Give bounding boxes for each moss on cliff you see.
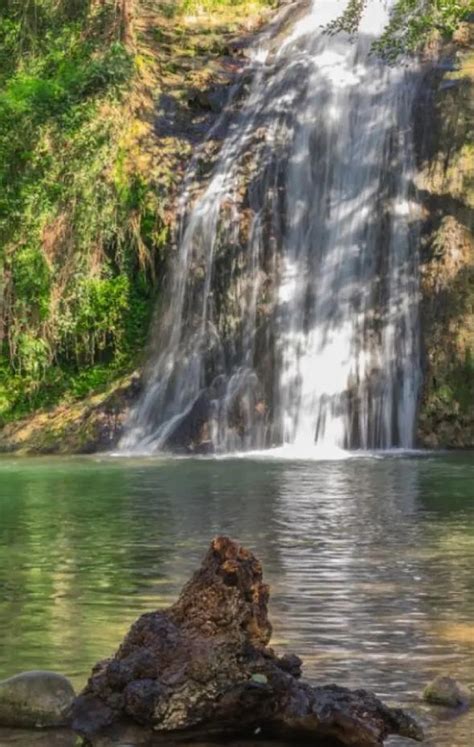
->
[417,33,474,448]
[0,373,141,454]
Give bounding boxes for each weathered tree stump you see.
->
[72,537,423,746]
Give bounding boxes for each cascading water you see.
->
[121,0,422,455]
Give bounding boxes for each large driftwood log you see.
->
[72,537,423,746]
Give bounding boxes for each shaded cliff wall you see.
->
[416,22,474,448]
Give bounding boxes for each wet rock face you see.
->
[0,671,75,728]
[162,391,212,453]
[72,537,422,746]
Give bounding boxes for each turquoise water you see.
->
[0,452,473,745]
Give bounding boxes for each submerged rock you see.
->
[72,536,423,746]
[423,675,472,708]
[0,671,75,728]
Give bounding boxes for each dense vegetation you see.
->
[0,0,150,421]
[0,0,470,427]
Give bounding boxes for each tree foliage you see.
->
[325,0,472,59]
[373,0,473,60]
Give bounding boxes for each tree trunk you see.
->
[119,0,134,48]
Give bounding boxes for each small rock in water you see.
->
[0,671,75,728]
[423,675,472,708]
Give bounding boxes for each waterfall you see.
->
[121,0,422,455]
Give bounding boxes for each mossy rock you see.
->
[423,676,473,708]
[0,671,75,728]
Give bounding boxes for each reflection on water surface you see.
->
[0,452,473,746]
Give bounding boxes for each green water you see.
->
[0,452,473,746]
